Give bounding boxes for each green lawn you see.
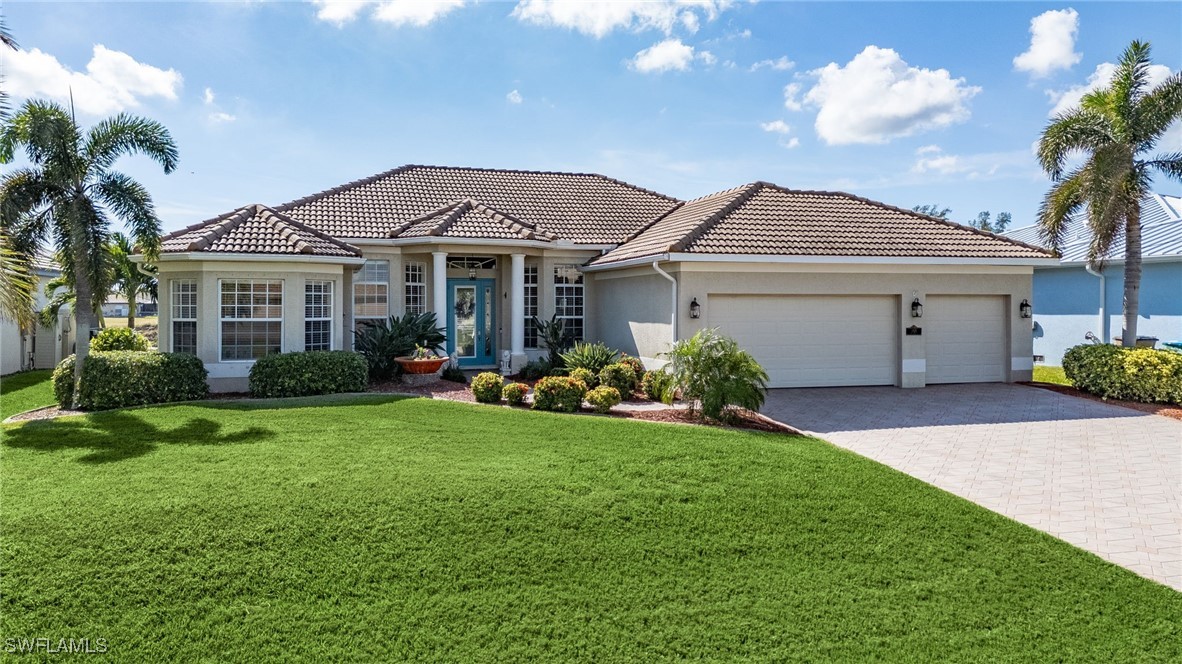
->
[1033,365,1071,386]
[2,396,1177,661]
[0,370,54,419]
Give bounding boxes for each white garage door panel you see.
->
[712,295,897,388]
[926,295,1006,384]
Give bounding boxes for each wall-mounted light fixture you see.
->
[1019,299,1032,319]
[468,267,477,279]
[689,297,701,319]
[911,297,923,318]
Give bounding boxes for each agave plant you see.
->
[560,341,619,375]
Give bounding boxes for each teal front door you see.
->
[447,279,496,367]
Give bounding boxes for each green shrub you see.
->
[640,369,674,402]
[560,342,619,375]
[569,367,597,389]
[663,328,769,423]
[599,362,638,396]
[54,351,208,410]
[90,327,150,352]
[248,351,368,398]
[471,372,505,403]
[1063,344,1182,403]
[531,314,572,368]
[586,385,621,413]
[502,382,529,406]
[531,376,587,413]
[353,312,446,380]
[618,354,645,377]
[517,358,551,380]
[441,363,467,384]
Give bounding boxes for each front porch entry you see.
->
[446,278,496,367]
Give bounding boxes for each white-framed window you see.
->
[305,280,333,351]
[404,262,425,316]
[524,265,539,348]
[220,280,283,361]
[353,260,389,330]
[171,279,197,355]
[554,265,584,343]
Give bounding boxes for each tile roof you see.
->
[161,204,361,258]
[1004,193,1182,264]
[390,198,558,241]
[592,182,1052,265]
[274,164,681,243]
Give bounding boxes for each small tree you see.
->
[661,328,769,423]
[110,232,156,328]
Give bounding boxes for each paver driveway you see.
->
[762,383,1182,590]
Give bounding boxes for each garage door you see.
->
[925,295,1006,384]
[711,295,897,388]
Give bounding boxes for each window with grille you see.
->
[305,280,332,351]
[404,262,425,315]
[353,260,389,330]
[554,265,584,343]
[171,279,197,355]
[523,265,538,348]
[220,280,283,361]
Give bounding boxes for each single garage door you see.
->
[711,295,897,388]
[925,295,1006,384]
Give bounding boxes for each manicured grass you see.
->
[2,396,1178,661]
[1033,365,1071,386]
[0,370,54,419]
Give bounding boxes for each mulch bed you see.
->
[1022,381,1182,421]
[5,405,84,423]
[369,379,476,402]
[617,407,802,434]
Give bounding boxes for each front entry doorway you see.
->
[447,278,496,367]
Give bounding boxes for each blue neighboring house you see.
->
[1005,193,1182,366]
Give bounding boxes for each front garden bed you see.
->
[1022,381,1182,421]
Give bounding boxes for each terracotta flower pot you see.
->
[395,357,449,375]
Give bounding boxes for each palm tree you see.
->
[0,10,34,326]
[110,231,156,329]
[0,99,177,403]
[1037,40,1182,346]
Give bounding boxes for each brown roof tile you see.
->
[161,204,361,258]
[389,198,557,241]
[592,182,1053,265]
[274,164,680,243]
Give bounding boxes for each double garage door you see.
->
[712,294,1006,388]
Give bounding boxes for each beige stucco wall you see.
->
[591,261,1035,386]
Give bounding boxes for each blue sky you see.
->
[4,1,1180,234]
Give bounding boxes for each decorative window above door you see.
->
[446,256,497,270]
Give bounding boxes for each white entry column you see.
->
[432,251,447,327]
[510,253,526,370]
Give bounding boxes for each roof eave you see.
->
[152,252,366,265]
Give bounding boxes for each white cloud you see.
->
[782,82,803,111]
[506,89,523,104]
[802,46,980,145]
[1047,61,1174,117]
[909,145,1038,181]
[1013,8,1081,78]
[760,120,791,134]
[208,111,236,124]
[313,0,465,27]
[750,56,794,72]
[696,50,716,66]
[630,39,695,74]
[916,144,942,155]
[4,44,182,116]
[511,0,732,38]
[203,87,215,105]
[784,137,800,149]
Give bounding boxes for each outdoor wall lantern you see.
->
[1019,299,1032,319]
[468,267,477,279]
[910,298,923,318]
[689,297,701,319]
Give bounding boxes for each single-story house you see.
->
[1005,193,1182,365]
[101,294,158,319]
[0,253,76,375]
[147,165,1055,392]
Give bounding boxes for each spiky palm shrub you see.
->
[1037,40,1182,346]
[662,328,769,424]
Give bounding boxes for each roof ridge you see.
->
[185,207,252,251]
[253,204,363,256]
[467,198,557,241]
[426,199,473,237]
[387,200,465,238]
[756,183,1054,257]
[669,182,766,253]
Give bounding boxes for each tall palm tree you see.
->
[0,10,34,327]
[1037,40,1182,346]
[0,100,177,403]
[110,231,156,329]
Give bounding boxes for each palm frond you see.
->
[1146,152,1182,182]
[1037,168,1086,251]
[93,171,162,259]
[1037,110,1112,179]
[1132,72,1182,150]
[85,113,179,175]
[0,99,79,166]
[0,229,36,327]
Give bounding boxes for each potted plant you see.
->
[395,345,450,375]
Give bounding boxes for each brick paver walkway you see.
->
[761,384,1182,590]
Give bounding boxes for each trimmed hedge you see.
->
[471,372,505,404]
[502,382,529,406]
[599,363,638,396]
[249,351,368,398]
[1062,344,1182,404]
[569,367,597,390]
[532,376,587,413]
[53,351,208,411]
[90,327,150,352]
[586,385,621,413]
